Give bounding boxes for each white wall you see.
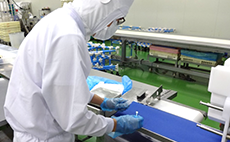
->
[30,0,61,17]
[14,0,230,39]
[14,0,61,17]
[125,0,230,39]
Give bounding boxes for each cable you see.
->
[11,0,30,10]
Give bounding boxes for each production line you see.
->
[87,42,120,72]
[1,44,230,142]
[112,30,230,79]
[114,30,230,53]
[0,0,230,141]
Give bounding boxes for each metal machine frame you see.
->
[112,30,230,79]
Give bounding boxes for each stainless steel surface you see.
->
[91,88,121,99]
[197,123,230,139]
[103,129,174,142]
[151,85,162,100]
[121,87,148,103]
[0,44,17,80]
[153,99,204,123]
[139,128,176,142]
[0,78,9,127]
[121,87,176,104]
[200,101,223,111]
[103,131,162,142]
[89,69,204,124]
[136,88,147,99]
[87,105,102,115]
[88,87,121,116]
[0,63,12,80]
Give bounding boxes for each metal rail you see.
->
[200,101,223,111]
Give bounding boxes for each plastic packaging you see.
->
[122,75,132,94]
[86,75,132,95]
[9,32,24,48]
[181,49,222,61]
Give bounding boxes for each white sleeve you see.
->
[42,34,113,136]
[89,92,95,103]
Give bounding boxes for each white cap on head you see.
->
[71,0,134,40]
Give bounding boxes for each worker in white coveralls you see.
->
[4,0,143,141]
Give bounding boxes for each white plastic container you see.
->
[9,32,24,48]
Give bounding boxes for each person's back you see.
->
[4,5,87,141]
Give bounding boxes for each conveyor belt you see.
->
[115,102,229,142]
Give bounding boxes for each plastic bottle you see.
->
[0,11,3,22]
[0,1,3,22]
[14,9,19,21]
[3,11,9,21]
[2,1,10,22]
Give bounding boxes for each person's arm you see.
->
[42,34,114,136]
[112,118,117,132]
[90,94,117,131]
[90,94,104,105]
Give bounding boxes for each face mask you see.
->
[93,21,118,40]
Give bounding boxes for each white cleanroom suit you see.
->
[4,0,134,141]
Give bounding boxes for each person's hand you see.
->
[113,115,144,134]
[100,98,131,111]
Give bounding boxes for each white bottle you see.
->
[3,11,9,21]
[2,1,10,22]
[0,12,3,22]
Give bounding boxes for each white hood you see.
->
[71,0,134,40]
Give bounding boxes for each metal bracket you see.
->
[145,85,163,105]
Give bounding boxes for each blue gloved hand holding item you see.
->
[100,97,131,111]
[113,115,144,134]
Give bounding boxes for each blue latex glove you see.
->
[113,115,144,135]
[100,98,131,112]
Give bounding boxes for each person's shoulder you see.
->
[51,11,82,36]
